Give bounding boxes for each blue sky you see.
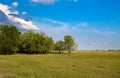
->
[0,0,120,50]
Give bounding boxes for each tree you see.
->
[19,31,36,54]
[0,25,21,54]
[44,36,54,54]
[19,31,54,54]
[64,35,77,54]
[54,40,65,54]
[36,32,54,54]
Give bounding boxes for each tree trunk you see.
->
[59,49,61,54]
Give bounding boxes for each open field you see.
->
[0,51,120,78]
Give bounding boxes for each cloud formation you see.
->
[22,12,27,15]
[0,3,39,30]
[12,2,18,8]
[31,0,58,4]
[34,18,119,50]
[36,18,117,37]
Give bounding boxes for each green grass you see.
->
[0,51,120,78]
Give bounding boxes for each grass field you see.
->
[0,51,120,78]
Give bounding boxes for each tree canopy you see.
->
[0,25,78,54]
[64,35,78,54]
[54,40,65,54]
[0,25,21,54]
[19,31,54,54]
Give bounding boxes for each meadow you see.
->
[0,51,120,78]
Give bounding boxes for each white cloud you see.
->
[31,0,58,4]
[11,11,19,15]
[0,4,11,15]
[0,3,39,30]
[12,2,18,8]
[9,15,39,30]
[22,12,27,15]
[0,3,19,16]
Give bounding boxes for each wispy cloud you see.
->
[90,28,116,36]
[44,18,69,28]
[34,18,69,40]
[0,3,39,30]
[71,23,117,36]
[34,19,119,50]
[31,0,58,4]
[35,18,117,37]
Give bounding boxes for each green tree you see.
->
[54,40,65,54]
[19,31,54,54]
[44,36,54,54]
[35,32,54,54]
[64,35,77,54]
[19,31,37,54]
[0,25,21,54]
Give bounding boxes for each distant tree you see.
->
[108,49,113,51]
[0,25,21,54]
[54,40,65,54]
[96,49,99,51]
[64,35,77,54]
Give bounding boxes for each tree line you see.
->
[0,25,77,55]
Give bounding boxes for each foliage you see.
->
[19,31,54,54]
[64,35,77,54]
[0,25,21,54]
[0,25,77,54]
[54,40,65,54]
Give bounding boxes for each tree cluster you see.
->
[0,25,77,54]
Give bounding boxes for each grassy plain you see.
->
[0,50,120,78]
